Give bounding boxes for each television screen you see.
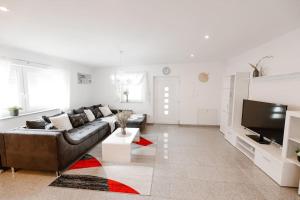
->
[241,99,287,145]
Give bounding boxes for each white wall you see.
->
[0,45,95,130]
[92,62,225,125]
[226,28,300,110]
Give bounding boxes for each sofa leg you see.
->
[11,167,15,177]
[56,171,61,177]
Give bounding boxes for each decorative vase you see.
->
[297,155,300,162]
[9,109,19,116]
[253,68,259,78]
[121,127,126,135]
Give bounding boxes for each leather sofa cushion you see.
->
[64,120,108,145]
[127,114,146,125]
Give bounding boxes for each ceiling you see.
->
[0,0,300,67]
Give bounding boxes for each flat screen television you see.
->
[241,99,287,145]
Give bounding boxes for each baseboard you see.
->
[146,123,219,128]
[179,124,220,128]
[146,123,154,126]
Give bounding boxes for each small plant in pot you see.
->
[296,149,300,162]
[8,106,22,116]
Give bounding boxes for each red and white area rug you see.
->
[49,135,156,196]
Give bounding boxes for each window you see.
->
[0,59,69,117]
[113,72,147,103]
[0,65,22,115]
[163,87,169,116]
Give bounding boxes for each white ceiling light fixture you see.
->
[190,54,195,58]
[119,50,124,68]
[204,35,210,40]
[0,6,9,12]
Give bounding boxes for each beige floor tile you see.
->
[0,125,299,200]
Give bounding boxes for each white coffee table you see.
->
[102,128,140,163]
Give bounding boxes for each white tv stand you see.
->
[220,73,300,191]
[229,128,300,187]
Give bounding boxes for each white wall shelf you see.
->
[251,72,300,81]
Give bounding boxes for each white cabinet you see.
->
[255,149,283,184]
[220,74,300,189]
[254,147,299,187]
[280,111,300,193]
[235,132,300,187]
[220,72,249,141]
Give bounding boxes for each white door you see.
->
[154,76,179,124]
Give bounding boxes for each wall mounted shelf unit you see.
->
[251,72,300,81]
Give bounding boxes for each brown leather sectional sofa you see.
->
[0,107,147,174]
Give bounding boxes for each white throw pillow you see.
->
[84,109,96,122]
[99,106,113,117]
[49,113,73,131]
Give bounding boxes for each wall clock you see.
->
[162,66,171,75]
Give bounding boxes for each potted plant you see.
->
[249,55,273,78]
[296,149,300,162]
[115,111,132,136]
[8,106,22,116]
[249,63,260,78]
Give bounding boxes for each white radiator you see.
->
[197,109,218,125]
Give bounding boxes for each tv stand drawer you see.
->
[254,149,282,184]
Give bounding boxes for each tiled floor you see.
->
[0,124,299,200]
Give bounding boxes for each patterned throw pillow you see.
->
[73,107,85,114]
[93,104,102,109]
[80,113,89,123]
[42,112,64,123]
[99,106,113,117]
[26,120,46,129]
[49,114,73,131]
[68,114,85,128]
[92,107,103,118]
[84,109,96,122]
[84,106,102,119]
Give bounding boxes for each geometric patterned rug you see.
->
[49,135,156,196]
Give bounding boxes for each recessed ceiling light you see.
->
[204,35,210,39]
[0,6,9,12]
[190,54,195,58]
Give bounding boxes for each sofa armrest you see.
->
[0,129,64,171]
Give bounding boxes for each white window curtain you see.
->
[24,67,69,111]
[0,58,70,117]
[0,59,22,116]
[113,72,148,103]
